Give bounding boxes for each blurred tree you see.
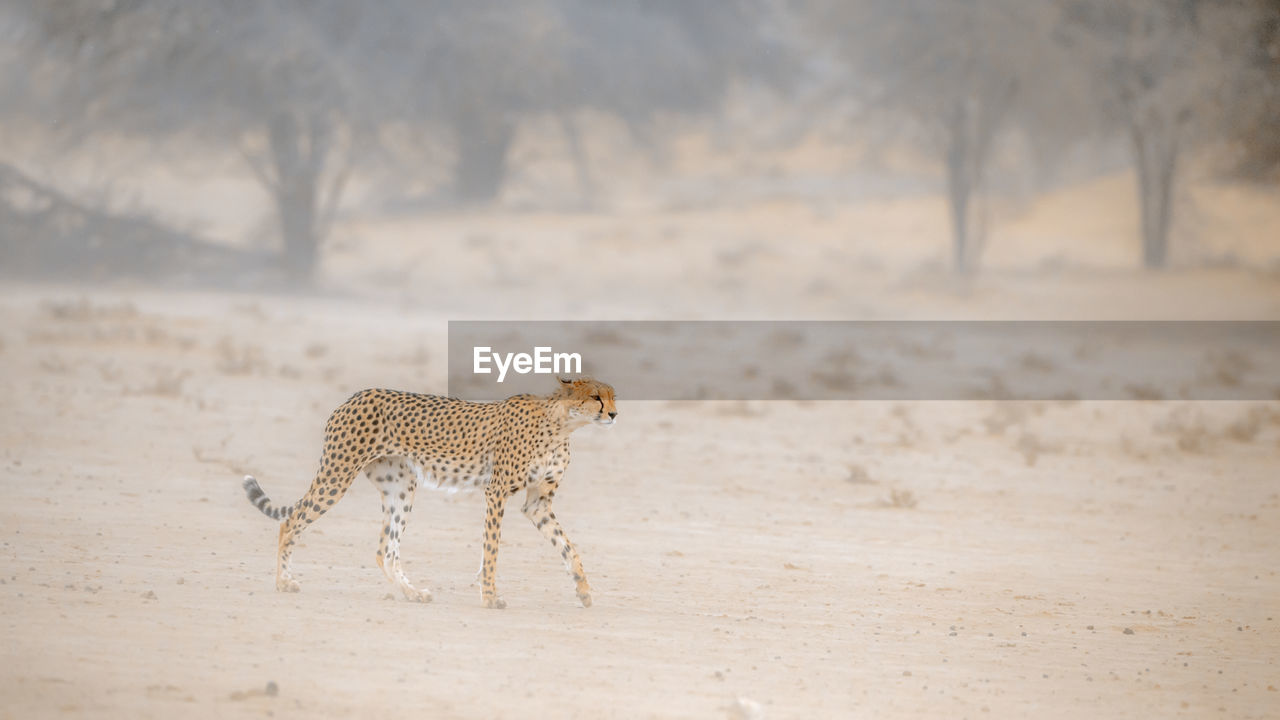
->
[10,0,793,279]
[803,0,1069,274]
[14,0,390,282]
[396,2,566,205]
[1061,0,1265,268]
[1228,0,1280,180]
[385,0,793,206]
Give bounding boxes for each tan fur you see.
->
[242,377,617,608]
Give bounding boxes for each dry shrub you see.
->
[869,366,900,387]
[133,367,189,396]
[97,362,122,382]
[215,336,267,375]
[767,328,806,349]
[233,302,267,319]
[982,403,1045,435]
[41,298,137,322]
[582,327,631,346]
[1200,350,1255,387]
[810,348,862,392]
[1153,407,1214,454]
[1018,352,1057,373]
[1223,406,1280,443]
[1125,384,1165,401]
[845,463,875,485]
[1119,434,1150,460]
[892,334,952,360]
[39,354,70,374]
[1016,432,1059,466]
[971,372,1014,400]
[714,401,764,417]
[811,369,857,392]
[770,377,798,398]
[879,488,918,509]
[889,404,923,447]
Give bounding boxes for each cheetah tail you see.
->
[242,475,296,521]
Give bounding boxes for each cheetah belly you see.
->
[412,457,491,494]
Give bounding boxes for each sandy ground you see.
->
[1,168,1279,718]
[1,277,1277,719]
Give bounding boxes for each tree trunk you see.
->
[946,104,973,274]
[1130,124,1179,269]
[559,113,596,210]
[267,111,329,283]
[452,104,513,204]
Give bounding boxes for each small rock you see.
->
[1123,628,1134,635]
[142,590,157,600]
[902,670,912,677]
[729,696,765,720]
[176,577,185,585]
[265,681,278,697]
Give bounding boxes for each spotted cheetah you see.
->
[242,376,617,608]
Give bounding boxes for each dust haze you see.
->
[1,1,1278,718]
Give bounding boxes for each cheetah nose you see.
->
[608,411,617,419]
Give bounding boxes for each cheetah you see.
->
[241,376,617,608]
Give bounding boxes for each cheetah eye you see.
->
[591,395,600,401]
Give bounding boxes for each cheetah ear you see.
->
[556,375,576,386]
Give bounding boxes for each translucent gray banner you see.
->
[447,321,1280,401]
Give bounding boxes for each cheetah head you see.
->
[556,376,617,427]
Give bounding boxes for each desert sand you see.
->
[2,174,1279,719]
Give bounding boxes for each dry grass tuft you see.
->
[1153,407,1213,454]
[845,463,875,484]
[41,298,137,322]
[1200,349,1255,387]
[1125,384,1165,401]
[38,355,71,374]
[879,488,918,509]
[1018,352,1057,373]
[133,367,189,396]
[1223,406,1280,443]
[982,403,1046,435]
[215,336,267,375]
[1015,432,1061,466]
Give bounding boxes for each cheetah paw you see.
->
[578,592,593,608]
[277,578,301,593]
[402,587,433,603]
[483,596,507,609]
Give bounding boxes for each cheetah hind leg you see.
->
[365,456,432,602]
[274,456,362,593]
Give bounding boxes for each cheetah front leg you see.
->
[480,485,509,609]
[522,486,592,608]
